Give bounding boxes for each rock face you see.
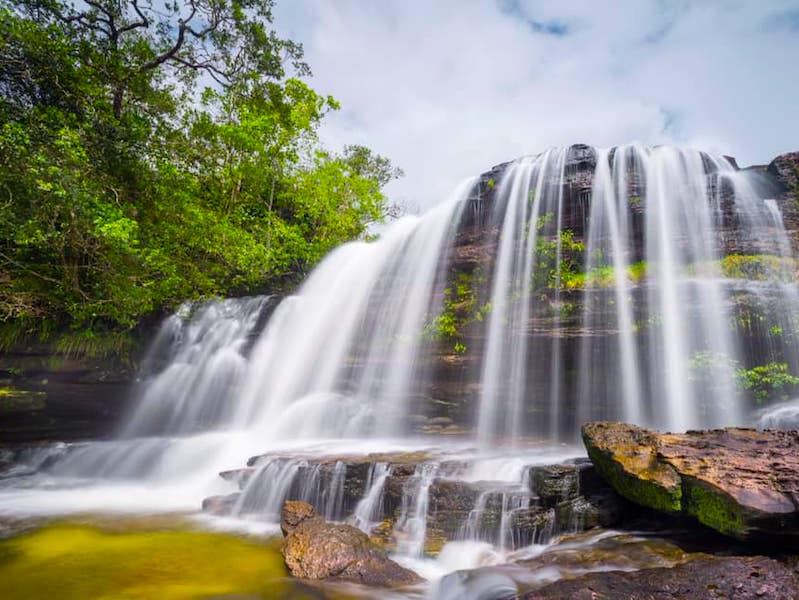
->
[0,351,132,444]
[280,500,422,587]
[523,555,799,600]
[582,422,799,540]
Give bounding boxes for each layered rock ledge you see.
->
[203,450,628,555]
[582,422,799,540]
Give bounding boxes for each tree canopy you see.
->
[0,0,402,355]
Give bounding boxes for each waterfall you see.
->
[123,296,272,437]
[1,143,796,564]
[58,144,799,447]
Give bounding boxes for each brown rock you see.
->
[280,501,422,588]
[582,422,799,540]
[522,555,799,599]
[281,499,316,536]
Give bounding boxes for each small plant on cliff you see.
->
[736,362,799,405]
[423,270,489,354]
[532,214,585,290]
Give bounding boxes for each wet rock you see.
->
[519,532,689,575]
[554,496,601,530]
[583,422,799,540]
[201,493,240,515]
[280,501,422,587]
[522,555,799,599]
[219,468,255,489]
[511,506,556,546]
[571,457,609,496]
[435,569,518,600]
[528,464,579,506]
[428,479,483,534]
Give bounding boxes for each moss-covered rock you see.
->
[582,422,682,514]
[582,422,799,541]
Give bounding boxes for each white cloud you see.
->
[274,0,799,210]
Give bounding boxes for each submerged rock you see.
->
[582,422,799,540]
[280,500,422,587]
[200,493,240,516]
[522,555,799,599]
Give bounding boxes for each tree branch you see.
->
[137,3,197,73]
[118,0,149,34]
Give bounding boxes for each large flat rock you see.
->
[582,422,799,540]
[523,555,799,599]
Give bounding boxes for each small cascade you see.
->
[460,490,491,541]
[498,492,531,551]
[232,458,348,522]
[323,461,347,520]
[352,462,391,533]
[123,296,272,437]
[396,463,439,557]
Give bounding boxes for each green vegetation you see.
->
[531,214,584,290]
[531,213,648,290]
[736,361,799,405]
[0,0,401,356]
[689,351,799,406]
[560,261,647,290]
[423,270,489,353]
[0,523,328,600]
[718,254,797,282]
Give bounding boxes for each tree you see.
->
[0,0,402,356]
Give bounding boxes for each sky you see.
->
[274,0,799,211]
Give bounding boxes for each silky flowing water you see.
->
[0,144,796,598]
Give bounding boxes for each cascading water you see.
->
[1,143,797,594]
[352,462,391,533]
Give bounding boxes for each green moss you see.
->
[0,387,47,412]
[681,477,747,539]
[0,523,329,600]
[585,443,682,514]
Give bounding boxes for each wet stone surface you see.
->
[204,450,628,556]
[522,554,799,600]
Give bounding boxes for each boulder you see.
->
[582,422,799,540]
[522,555,799,599]
[280,500,422,587]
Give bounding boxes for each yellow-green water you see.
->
[0,522,349,599]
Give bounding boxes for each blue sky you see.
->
[274,0,799,210]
